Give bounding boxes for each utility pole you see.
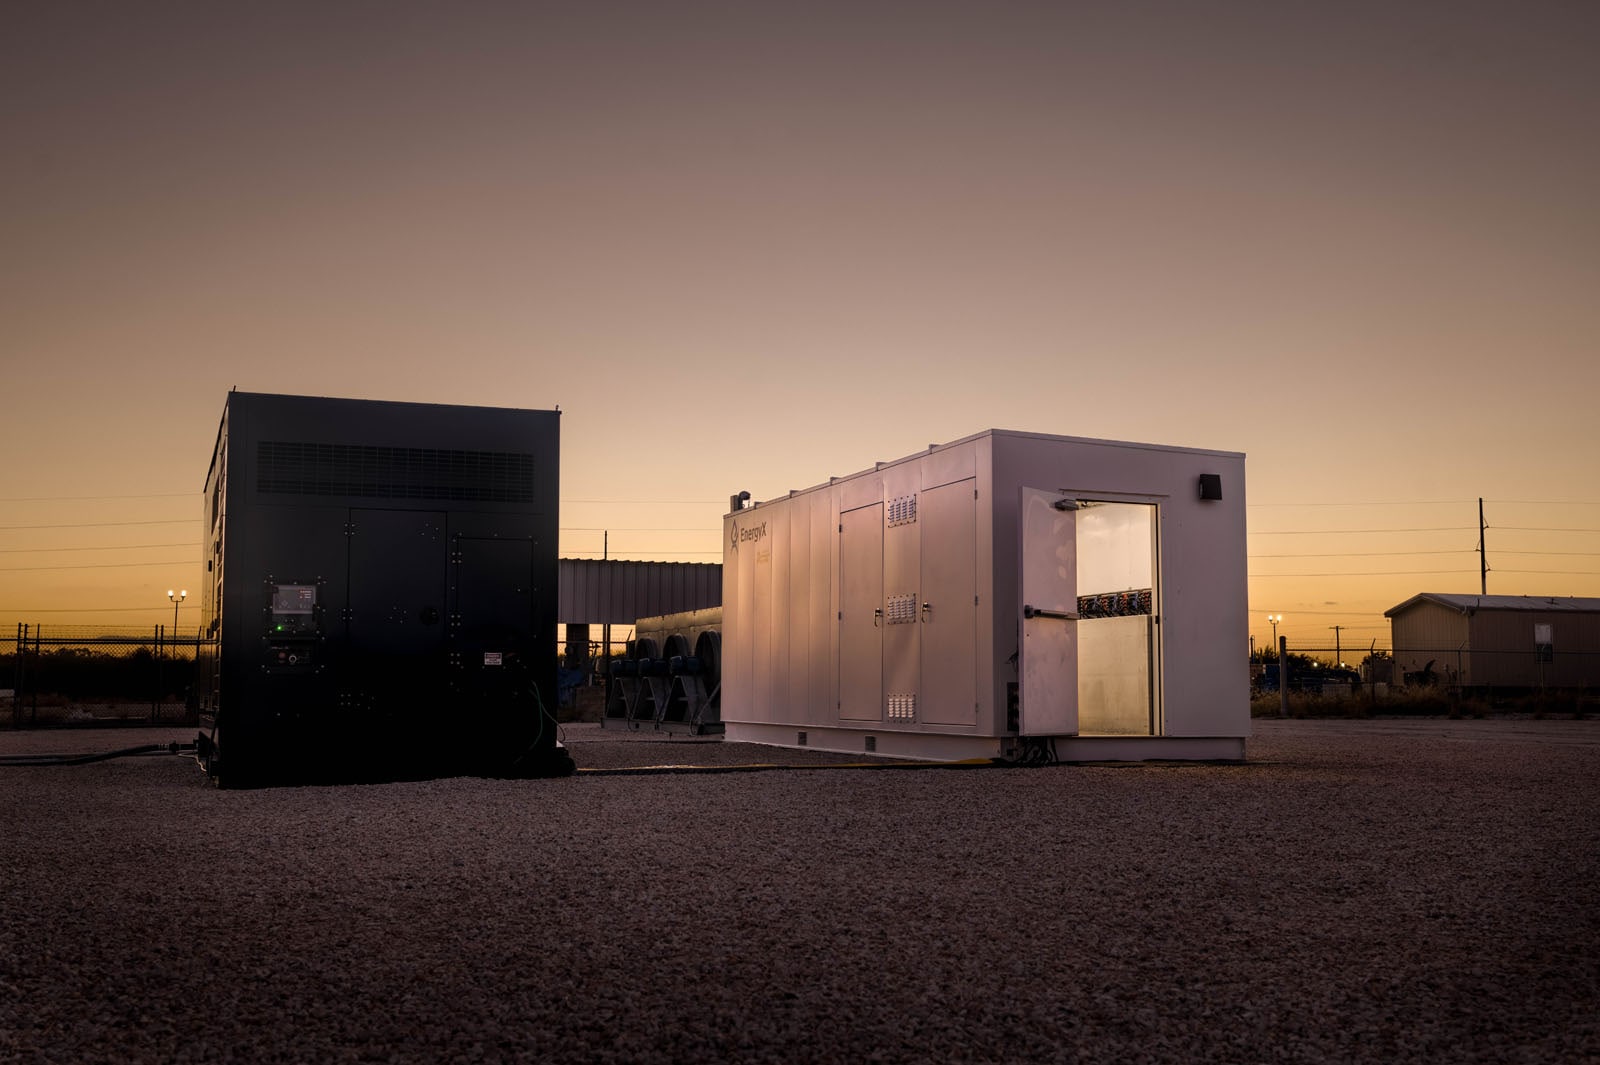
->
[601,530,610,670]
[1479,498,1488,595]
[1329,625,1343,668]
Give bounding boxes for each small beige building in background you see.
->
[1385,593,1600,689]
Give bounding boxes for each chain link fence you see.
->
[5,624,210,728]
[1252,643,1599,716]
[9,626,1593,727]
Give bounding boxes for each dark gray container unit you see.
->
[196,392,570,786]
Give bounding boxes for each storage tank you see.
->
[721,430,1249,762]
[196,391,570,785]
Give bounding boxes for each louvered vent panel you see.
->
[887,494,918,527]
[257,441,536,502]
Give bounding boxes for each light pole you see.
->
[1268,613,1288,717]
[160,589,186,722]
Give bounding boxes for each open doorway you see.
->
[1075,501,1160,736]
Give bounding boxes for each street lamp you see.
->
[168,589,187,634]
[1268,613,1282,648]
[159,589,188,723]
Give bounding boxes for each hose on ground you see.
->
[0,741,196,767]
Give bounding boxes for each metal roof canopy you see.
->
[559,559,721,625]
[1385,593,1600,617]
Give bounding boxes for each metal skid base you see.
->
[723,722,1246,763]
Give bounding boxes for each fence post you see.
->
[1278,636,1290,718]
[153,624,163,722]
[9,623,21,728]
[29,624,40,726]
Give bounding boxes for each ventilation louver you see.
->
[257,441,536,502]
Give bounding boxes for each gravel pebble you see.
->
[3,719,1597,1064]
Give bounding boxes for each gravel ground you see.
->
[2,719,1597,1064]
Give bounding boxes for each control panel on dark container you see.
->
[263,580,322,671]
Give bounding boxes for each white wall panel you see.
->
[838,503,883,722]
[786,495,811,723]
[920,479,977,727]
[810,496,834,724]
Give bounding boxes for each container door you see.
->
[346,509,449,701]
[450,534,541,762]
[838,504,883,722]
[452,536,534,678]
[1018,488,1078,736]
[920,479,977,726]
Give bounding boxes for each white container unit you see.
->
[721,430,1249,762]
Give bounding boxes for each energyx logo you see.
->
[730,519,767,553]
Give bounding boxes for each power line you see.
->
[1248,499,1600,508]
[1254,523,1600,537]
[560,527,719,533]
[0,492,196,502]
[1250,569,1475,577]
[556,546,720,556]
[1249,550,1474,559]
[0,543,195,554]
[0,493,1588,510]
[0,560,197,573]
[1248,614,1388,623]
[0,607,177,614]
[1249,526,1473,535]
[1248,500,1472,507]
[0,519,198,531]
[0,493,714,505]
[1247,607,1396,616]
[1255,568,1600,578]
[1497,550,1600,557]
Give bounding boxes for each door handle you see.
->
[873,607,883,628]
[1023,605,1079,621]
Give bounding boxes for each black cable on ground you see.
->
[0,742,196,767]
[506,678,574,777]
[572,748,1214,776]
[575,757,1009,777]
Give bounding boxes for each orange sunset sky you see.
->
[3,1,1597,655]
